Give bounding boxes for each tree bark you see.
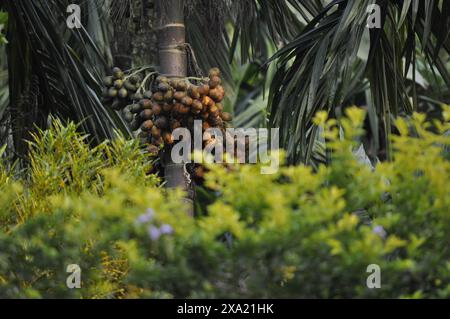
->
[157,0,194,216]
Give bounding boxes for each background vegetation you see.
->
[0,0,449,298]
[1,0,450,164]
[1,108,449,298]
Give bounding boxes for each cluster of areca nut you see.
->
[102,67,232,179]
[102,67,141,111]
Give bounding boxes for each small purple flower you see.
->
[148,225,161,241]
[160,224,174,235]
[372,225,387,239]
[137,208,155,224]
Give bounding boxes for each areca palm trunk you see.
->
[157,0,194,216]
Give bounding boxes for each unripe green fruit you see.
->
[103,76,114,87]
[108,87,118,98]
[132,92,144,101]
[123,111,134,123]
[124,81,136,91]
[130,103,142,113]
[114,79,124,89]
[144,91,153,99]
[124,104,132,112]
[118,88,128,99]
[129,75,141,84]
[113,67,124,79]
[130,119,141,131]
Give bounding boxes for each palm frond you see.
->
[184,0,317,81]
[0,44,10,154]
[185,0,231,79]
[4,0,130,162]
[229,0,316,63]
[268,0,450,164]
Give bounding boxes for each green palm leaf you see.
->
[268,0,450,163]
[4,0,130,162]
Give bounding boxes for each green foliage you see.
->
[0,110,449,298]
[0,118,159,229]
[3,0,131,161]
[0,11,7,44]
[268,0,450,163]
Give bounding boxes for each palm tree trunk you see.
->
[157,0,194,216]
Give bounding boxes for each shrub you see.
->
[0,107,449,298]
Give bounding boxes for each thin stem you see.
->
[125,66,156,79]
[186,76,209,82]
[138,72,158,92]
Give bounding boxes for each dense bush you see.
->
[0,108,449,298]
